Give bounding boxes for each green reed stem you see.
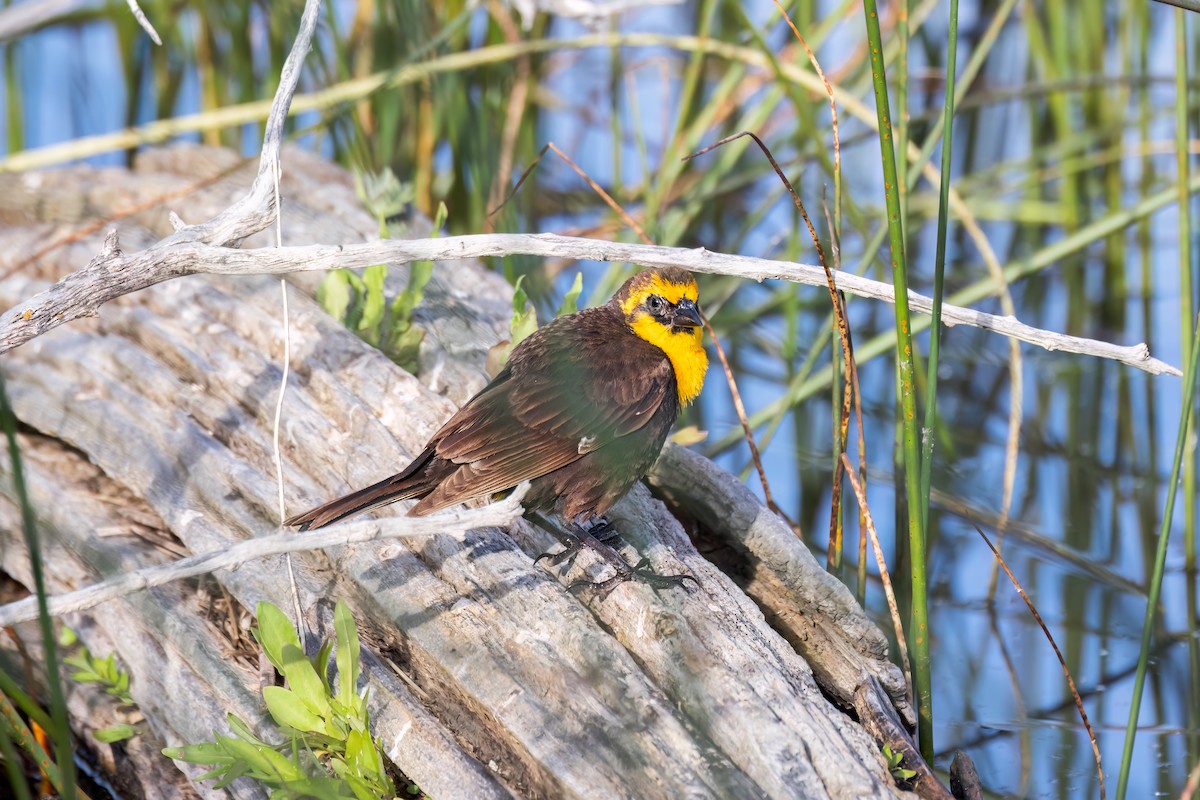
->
[1117,11,1196,798]
[1177,4,1200,774]
[1114,307,1200,798]
[860,0,932,762]
[920,0,959,535]
[0,722,32,800]
[0,690,59,798]
[0,375,76,800]
[895,0,909,239]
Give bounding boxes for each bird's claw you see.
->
[535,542,583,572]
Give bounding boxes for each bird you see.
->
[286,266,708,590]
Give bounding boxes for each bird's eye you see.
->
[647,295,664,313]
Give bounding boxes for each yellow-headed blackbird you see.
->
[286,266,707,585]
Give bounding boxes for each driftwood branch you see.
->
[0,486,528,627]
[0,232,1177,375]
[0,143,927,797]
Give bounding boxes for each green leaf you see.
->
[385,324,425,374]
[334,601,360,712]
[163,741,233,765]
[58,627,77,648]
[279,643,331,720]
[508,275,539,349]
[217,733,304,782]
[314,639,335,693]
[226,713,270,747]
[510,306,538,348]
[255,602,301,675]
[896,767,917,780]
[431,200,449,233]
[511,274,529,315]
[209,761,250,790]
[407,259,433,311]
[345,772,387,800]
[63,654,93,672]
[318,271,354,323]
[354,167,413,223]
[263,686,327,735]
[556,271,583,317]
[94,724,137,743]
[197,764,238,784]
[359,264,387,336]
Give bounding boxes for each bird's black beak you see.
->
[672,298,702,329]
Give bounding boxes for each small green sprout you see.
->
[319,170,436,374]
[881,743,918,783]
[164,601,396,800]
[59,627,138,743]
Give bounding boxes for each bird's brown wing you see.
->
[412,308,675,511]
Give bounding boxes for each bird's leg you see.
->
[579,515,619,544]
[531,513,619,569]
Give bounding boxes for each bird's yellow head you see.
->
[616,267,708,406]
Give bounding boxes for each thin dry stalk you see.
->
[839,453,911,694]
[823,196,870,592]
[975,523,1105,799]
[769,0,840,225]
[268,158,305,633]
[686,130,855,557]
[484,0,533,229]
[1183,756,1200,800]
[546,142,652,243]
[701,312,803,537]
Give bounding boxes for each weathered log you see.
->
[0,145,919,798]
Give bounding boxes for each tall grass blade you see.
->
[0,374,77,799]
[859,0,931,761]
[919,0,959,530]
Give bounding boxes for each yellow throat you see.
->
[621,274,708,406]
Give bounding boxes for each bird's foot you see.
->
[532,514,696,596]
[569,557,699,599]
[564,517,697,597]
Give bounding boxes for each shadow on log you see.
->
[0,145,951,799]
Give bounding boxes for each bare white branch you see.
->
[0,232,1179,376]
[125,0,162,46]
[0,485,529,627]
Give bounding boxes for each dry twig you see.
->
[0,487,529,627]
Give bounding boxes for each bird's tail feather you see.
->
[285,451,440,530]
